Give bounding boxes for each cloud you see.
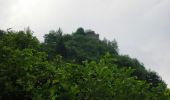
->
[0,0,16,28]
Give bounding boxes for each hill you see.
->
[0,28,169,99]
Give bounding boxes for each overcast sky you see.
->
[0,0,170,87]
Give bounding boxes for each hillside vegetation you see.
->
[0,28,170,100]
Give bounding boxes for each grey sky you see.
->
[0,0,170,87]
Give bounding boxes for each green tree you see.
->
[42,28,67,60]
[53,53,169,100]
[0,28,169,100]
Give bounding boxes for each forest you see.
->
[0,27,170,100]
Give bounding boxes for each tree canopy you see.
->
[0,28,169,100]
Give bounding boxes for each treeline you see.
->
[0,28,170,100]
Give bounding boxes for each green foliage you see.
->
[0,28,169,100]
[0,30,40,50]
[42,27,165,87]
[0,47,56,99]
[43,28,118,63]
[49,53,169,100]
[41,29,66,60]
[75,27,85,35]
[0,30,54,99]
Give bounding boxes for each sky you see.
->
[0,0,170,87]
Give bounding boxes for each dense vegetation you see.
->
[0,28,170,100]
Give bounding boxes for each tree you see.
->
[52,53,169,99]
[0,28,169,99]
[42,28,66,60]
[74,27,85,35]
[0,30,40,50]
